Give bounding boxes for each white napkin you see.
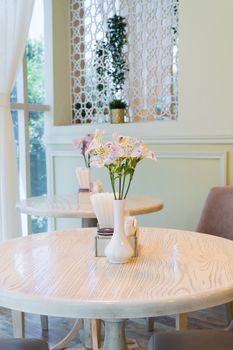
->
[90,193,114,229]
[92,179,104,193]
[125,216,137,236]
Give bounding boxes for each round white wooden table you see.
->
[16,194,164,219]
[16,194,164,349]
[1,227,233,350]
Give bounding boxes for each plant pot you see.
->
[110,109,125,124]
[104,199,134,263]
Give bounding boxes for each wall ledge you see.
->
[44,128,233,145]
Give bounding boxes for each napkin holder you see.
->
[77,181,104,205]
[77,190,91,206]
[95,228,138,257]
[90,193,115,229]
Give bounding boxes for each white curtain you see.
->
[0,0,34,240]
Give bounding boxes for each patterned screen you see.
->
[70,0,179,124]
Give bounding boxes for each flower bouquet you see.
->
[87,130,156,263]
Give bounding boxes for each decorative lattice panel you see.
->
[70,0,179,124]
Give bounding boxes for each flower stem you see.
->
[83,153,88,168]
[121,172,126,199]
[87,154,91,168]
[108,168,117,200]
[123,173,134,199]
[119,175,122,200]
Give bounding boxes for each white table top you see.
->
[1,227,233,320]
[16,194,164,218]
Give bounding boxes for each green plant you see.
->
[109,99,127,110]
[93,15,128,98]
[106,15,128,95]
[94,40,109,93]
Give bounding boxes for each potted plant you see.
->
[93,15,129,123]
[109,99,127,123]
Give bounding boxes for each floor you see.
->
[0,304,229,349]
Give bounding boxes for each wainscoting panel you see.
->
[46,146,227,231]
[132,151,226,230]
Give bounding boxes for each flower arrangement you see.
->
[87,130,156,200]
[73,134,94,168]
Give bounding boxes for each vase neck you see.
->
[113,200,125,234]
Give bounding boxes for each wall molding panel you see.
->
[47,149,227,195]
[156,151,227,186]
[45,147,228,231]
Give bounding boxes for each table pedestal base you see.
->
[103,319,127,350]
[81,218,98,228]
[51,319,83,350]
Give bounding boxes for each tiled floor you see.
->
[0,304,229,349]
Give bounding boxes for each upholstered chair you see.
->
[0,338,49,350]
[175,186,233,329]
[196,186,233,240]
[148,330,233,350]
[176,186,233,329]
[148,186,233,332]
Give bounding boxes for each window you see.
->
[70,0,179,124]
[11,0,49,234]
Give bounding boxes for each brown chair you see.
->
[148,186,233,331]
[148,330,233,350]
[0,338,49,350]
[196,186,233,240]
[176,186,233,329]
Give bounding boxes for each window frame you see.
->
[11,50,50,235]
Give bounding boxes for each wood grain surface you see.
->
[0,228,233,320]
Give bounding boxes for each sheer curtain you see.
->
[0,0,34,240]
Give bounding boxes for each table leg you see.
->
[12,310,25,337]
[103,319,127,350]
[175,313,188,330]
[51,319,83,350]
[146,317,155,331]
[40,315,48,331]
[91,319,102,350]
[84,319,93,349]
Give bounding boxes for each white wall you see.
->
[47,0,233,139]
[52,0,72,126]
[178,0,233,137]
[44,0,233,231]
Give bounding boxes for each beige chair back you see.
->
[196,186,233,240]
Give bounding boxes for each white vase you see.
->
[75,167,91,191]
[105,200,134,264]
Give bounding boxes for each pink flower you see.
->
[86,129,104,155]
[131,145,144,158]
[143,149,156,160]
[73,139,83,151]
[113,134,138,154]
[86,130,157,199]
[73,133,94,167]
